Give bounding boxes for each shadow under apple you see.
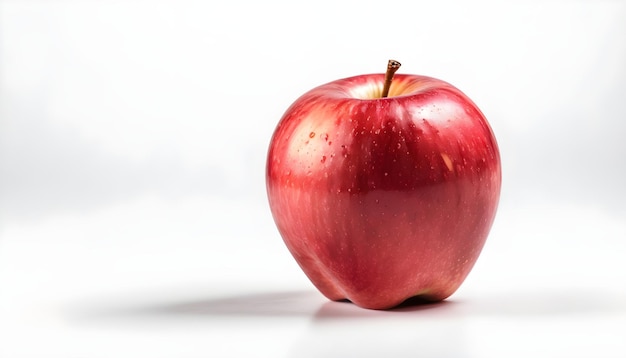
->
[67,289,325,322]
[68,286,626,324]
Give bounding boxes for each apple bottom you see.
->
[271,179,496,310]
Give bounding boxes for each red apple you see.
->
[266,61,501,310]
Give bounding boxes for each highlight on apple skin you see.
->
[266,62,501,310]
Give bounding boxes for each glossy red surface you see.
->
[266,74,501,309]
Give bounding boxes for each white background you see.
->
[1,0,625,357]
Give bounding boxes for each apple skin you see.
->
[266,73,501,310]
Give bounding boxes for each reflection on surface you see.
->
[289,299,467,358]
[287,289,626,358]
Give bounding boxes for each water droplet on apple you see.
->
[309,132,315,138]
[397,142,402,149]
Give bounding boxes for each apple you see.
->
[266,60,501,309]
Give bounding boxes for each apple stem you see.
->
[381,59,401,98]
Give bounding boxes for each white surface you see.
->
[1,1,626,357]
